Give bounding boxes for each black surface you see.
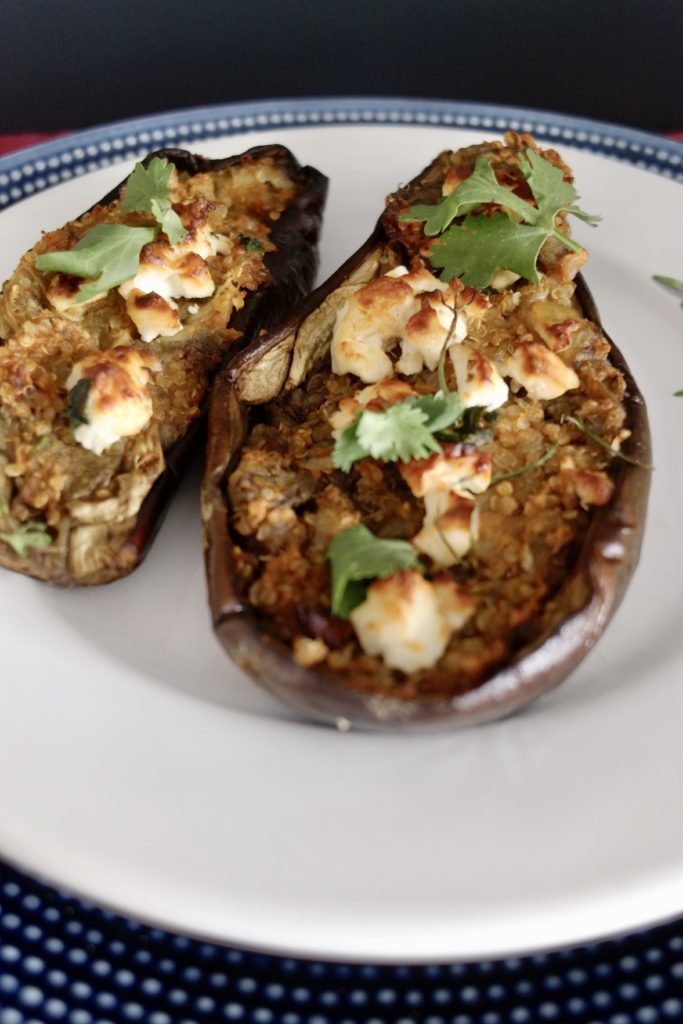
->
[2,0,681,133]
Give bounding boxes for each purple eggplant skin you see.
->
[202,234,651,732]
[0,145,327,584]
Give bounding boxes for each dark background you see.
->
[1,0,681,134]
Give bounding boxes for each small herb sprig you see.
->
[66,378,92,429]
[0,509,52,557]
[490,440,559,486]
[563,414,653,470]
[333,344,492,471]
[35,157,187,303]
[653,275,683,293]
[327,524,423,618]
[402,149,599,289]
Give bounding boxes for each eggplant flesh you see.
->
[203,135,651,730]
[0,145,327,585]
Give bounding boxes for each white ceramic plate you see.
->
[0,100,682,963]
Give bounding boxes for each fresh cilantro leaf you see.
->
[413,390,464,434]
[439,405,497,445]
[404,148,599,288]
[119,156,174,214]
[356,402,442,463]
[245,238,263,253]
[518,150,576,218]
[67,378,91,429]
[333,391,468,471]
[332,419,368,472]
[653,275,683,293]
[149,198,186,245]
[431,213,548,288]
[402,154,534,235]
[36,224,157,301]
[327,524,423,618]
[333,401,442,469]
[564,205,602,227]
[518,148,599,247]
[0,520,52,558]
[35,157,188,303]
[120,158,186,244]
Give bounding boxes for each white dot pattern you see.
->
[2,866,683,1023]
[0,100,680,210]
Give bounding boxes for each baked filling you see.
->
[224,134,632,698]
[0,151,298,582]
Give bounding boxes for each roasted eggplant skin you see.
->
[0,145,327,585]
[202,158,651,732]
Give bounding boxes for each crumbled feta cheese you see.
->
[350,569,474,672]
[330,274,417,382]
[412,494,479,566]
[398,293,458,375]
[399,445,492,567]
[122,289,181,344]
[330,266,459,383]
[66,347,157,455]
[505,340,580,400]
[490,269,521,291]
[399,445,492,500]
[450,343,508,410]
[45,274,102,320]
[46,197,230,344]
[522,299,581,352]
[117,225,223,342]
[328,378,417,432]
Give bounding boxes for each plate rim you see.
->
[0,96,681,211]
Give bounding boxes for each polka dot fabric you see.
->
[0,98,681,212]
[1,863,682,1024]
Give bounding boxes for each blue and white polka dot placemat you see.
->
[1,861,683,1024]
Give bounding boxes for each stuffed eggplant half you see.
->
[0,145,327,585]
[203,133,650,730]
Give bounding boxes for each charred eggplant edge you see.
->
[202,231,651,732]
[1,145,328,585]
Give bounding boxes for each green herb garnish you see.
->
[245,238,263,253]
[118,157,186,245]
[35,156,187,302]
[490,440,559,485]
[563,414,653,470]
[327,524,423,618]
[332,390,467,471]
[333,338,471,471]
[653,275,683,293]
[333,398,451,471]
[0,520,52,558]
[32,434,52,455]
[402,149,599,289]
[36,224,157,302]
[66,378,92,429]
